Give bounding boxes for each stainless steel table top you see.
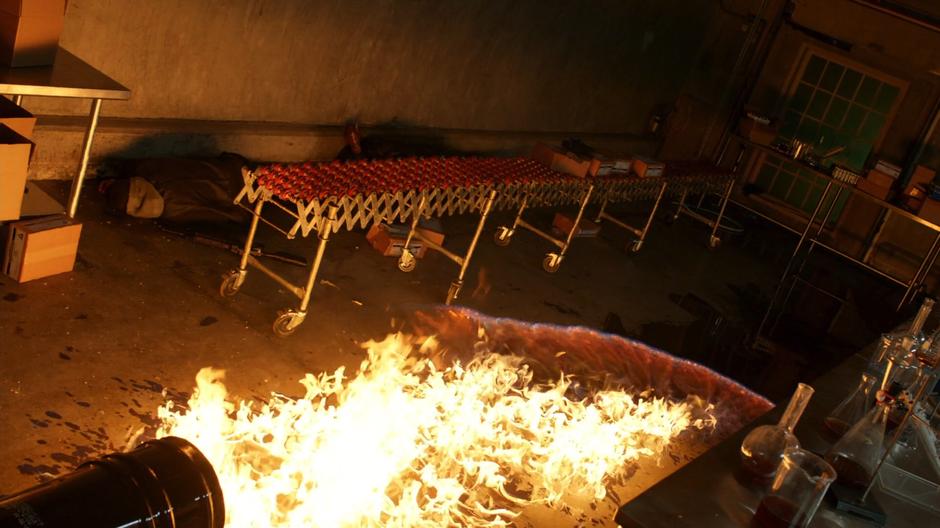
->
[616,352,940,527]
[0,48,130,100]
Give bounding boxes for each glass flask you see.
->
[741,383,815,479]
[824,373,876,439]
[825,400,891,489]
[867,297,934,379]
[752,448,836,528]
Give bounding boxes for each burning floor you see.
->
[4,309,770,527]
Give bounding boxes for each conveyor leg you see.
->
[494,194,528,246]
[544,184,594,273]
[707,180,734,249]
[630,181,668,253]
[593,197,609,224]
[273,206,338,337]
[220,197,266,297]
[447,190,497,305]
[398,193,427,272]
[671,188,688,223]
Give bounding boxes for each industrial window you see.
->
[752,51,903,219]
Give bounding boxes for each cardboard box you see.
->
[530,143,600,178]
[551,212,600,238]
[874,160,901,179]
[0,123,33,221]
[0,96,35,139]
[3,214,81,282]
[632,156,665,178]
[855,176,891,201]
[0,0,66,67]
[738,117,777,145]
[905,165,936,197]
[366,223,429,258]
[919,198,940,226]
[866,168,896,188]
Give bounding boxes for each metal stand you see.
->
[494,184,595,273]
[673,179,735,249]
[67,98,102,218]
[221,194,339,337]
[397,189,498,305]
[594,181,667,253]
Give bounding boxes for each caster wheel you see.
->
[445,280,462,305]
[398,249,417,272]
[542,253,561,274]
[493,226,513,247]
[273,310,304,337]
[220,270,243,297]
[708,235,721,250]
[629,240,644,253]
[664,214,678,226]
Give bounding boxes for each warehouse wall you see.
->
[19,0,752,179]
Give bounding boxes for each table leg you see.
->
[447,190,497,305]
[67,98,103,218]
[756,179,835,340]
[12,95,23,105]
[707,180,734,249]
[898,232,940,309]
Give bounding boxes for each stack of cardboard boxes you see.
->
[855,161,898,201]
[1,3,81,283]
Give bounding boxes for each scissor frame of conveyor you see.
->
[223,157,733,335]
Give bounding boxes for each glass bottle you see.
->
[741,383,815,479]
[868,297,934,379]
[825,398,891,489]
[823,373,876,439]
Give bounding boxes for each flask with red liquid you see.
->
[741,383,815,479]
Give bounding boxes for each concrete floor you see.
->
[0,183,862,496]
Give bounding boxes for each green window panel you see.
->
[807,91,831,119]
[824,97,849,127]
[842,104,867,134]
[789,83,814,113]
[837,69,862,99]
[856,77,880,107]
[874,84,899,113]
[819,62,845,92]
[803,55,826,85]
[755,164,777,191]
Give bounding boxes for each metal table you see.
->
[1,47,131,218]
[615,351,940,527]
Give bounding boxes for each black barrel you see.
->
[0,436,224,528]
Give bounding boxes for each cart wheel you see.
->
[493,226,513,247]
[220,270,242,297]
[542,253,562,274]
[629,239,644,253]
[708,235,721,250]
[273,310,303,337]
[398,249,417,272]
[445,280,462,305]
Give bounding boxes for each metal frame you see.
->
[397,189,498,305]
[493,184,595,273]
[593,180,668,253]
[227,162,734,334]
[2,48,131,218]
[672,179,736,249]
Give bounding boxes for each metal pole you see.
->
[898,232,940,308]
[239,198,266,273]
[12,94,23,106]
[67,98,103,218]
[298,206,337,314]
[756,179,835,339]
[559,184,594,258]
[447,190,497,305]
[708,179,735,247]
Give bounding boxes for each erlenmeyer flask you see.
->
[741,383,815,479]
[825,401,890,489]
[824,373,876,439]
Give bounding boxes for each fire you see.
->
[158,332,714,527]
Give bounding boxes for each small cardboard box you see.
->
[0,96,35,139]
[855,176,891,201]
[905,165,936,197]
[919,198,940,226]
[738,117,777,145]
[874,160,901,179]
[552,212,600,238]
[867,168,896,188]
[0,123,34,221]
[366,223,427,258]
[0,0,66,67]
[632,156,665,178]
[3,214,81,282]
[530,143,600,178]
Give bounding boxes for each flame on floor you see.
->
[158,332,715,527]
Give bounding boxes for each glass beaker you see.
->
[824,373,876,439]
[741,383,815,479]
[752,448,836,528]
[825,401,890,489]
